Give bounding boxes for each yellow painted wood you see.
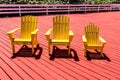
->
[82,23,106,57]
[7,15,39,54]
[45,15,74,55]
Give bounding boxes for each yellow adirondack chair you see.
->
[82,23,106,57]
[7,15,39,55]
[45,15,74,55]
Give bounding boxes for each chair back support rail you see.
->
[0,4,120,16]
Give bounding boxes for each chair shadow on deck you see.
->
[86,50,111,61]
[49,46,79,61]
[11,45,43,59]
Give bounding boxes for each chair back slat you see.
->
[85,23,99,45]
[53,15,69,40]
[21,16,37,39]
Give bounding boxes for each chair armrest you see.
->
[31,29,39,35]
[31,29,39,42]
[7,28,20,34]
[99,37,106,44]
[69,30,74,41]
[69,30,74,37]
[45,28,53,40]
[7,28,20,40]
[82,35,87,44]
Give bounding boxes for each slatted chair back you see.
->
[21,16,37,39]
[85,23,99,45]
[53,15,70,40]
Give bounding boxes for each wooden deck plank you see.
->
[0,66,11,80]
[41,46,102,80]
[0,33,45,80]
[62,59,110,80]
[0,47,44,80]
[18,58,65,80]
[27,58,77,80]
[75,60,120,80]
[0,58,22,80]
[0,40,46,80]
[42,46,117,80]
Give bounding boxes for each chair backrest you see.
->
[21,16,37,39]
[84,23,99,45]
[53,15,70,40]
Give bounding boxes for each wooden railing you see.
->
[0,4,120,16]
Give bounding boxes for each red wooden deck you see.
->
[0,12,120,80]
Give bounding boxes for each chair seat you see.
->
[86,44,103,49]
[87,44,102,46]
[13,38,31,44]
[51,39,69,43]
[51,39,69,45]
[14,38,31,42]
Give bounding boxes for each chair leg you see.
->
[32,44,34,54]
[84,48,87,57]
[12,43,15,54]
[48,42,50,55]
[100,48,104,57]
[68,46,71,55]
